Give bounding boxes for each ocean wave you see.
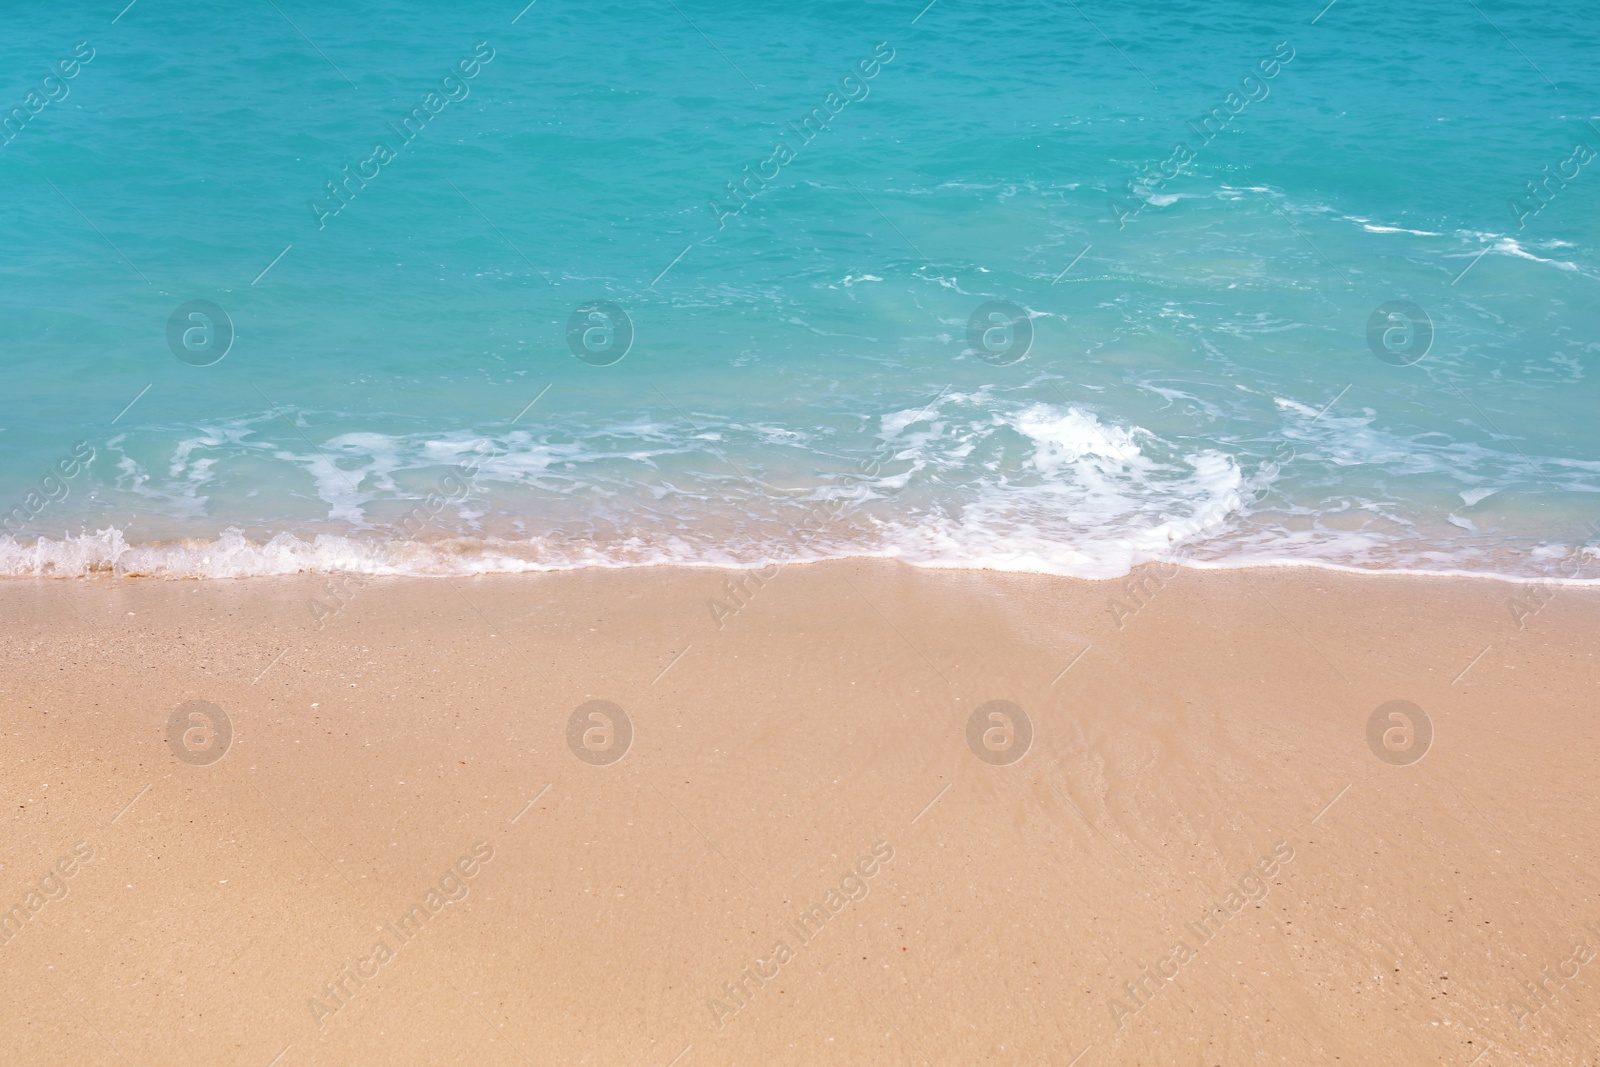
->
[4,519,1597,585]
[0,394,1253,580]
[7,388,1598,583]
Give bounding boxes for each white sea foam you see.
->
[5,513,1593,585]
[0,396,1250,581]
[1361,223,1444,236]
[6,393,1596,584]
[1492,236,1582,272]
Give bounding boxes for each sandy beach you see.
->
[9,0,1599,1062]
[2,561,1597,1065]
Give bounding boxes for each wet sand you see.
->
[2,561,1598,1065]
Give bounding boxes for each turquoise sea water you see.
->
[2,0,1598,579]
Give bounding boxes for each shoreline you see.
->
[5,560,1599,1063]
[2,528,1598,588]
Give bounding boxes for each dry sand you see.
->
[1,560,1598,1065]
